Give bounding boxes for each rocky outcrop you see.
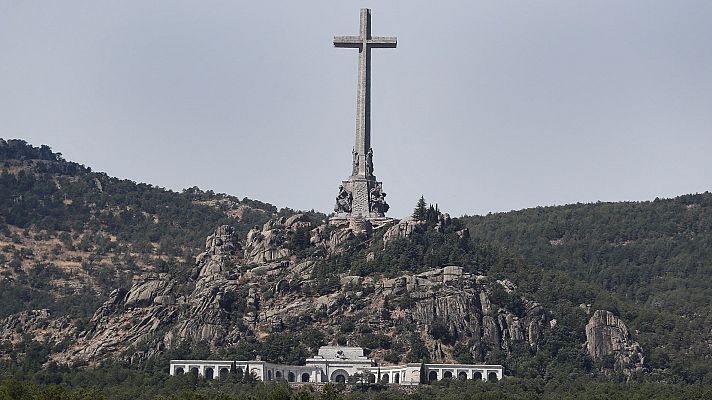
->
[585,310,646,377]
[41,218,552,367]
[242,215,313,264]
[309,224,359,255]
[54,274,179,364]
[124,276,173,307]
[382,217,424,246]
[164,223,250,350]
[383,266,547,359]
[54,225,239,365]
[197,225,241,278]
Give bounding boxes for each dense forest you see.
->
[461,195,712,384]
[2,139,712,399]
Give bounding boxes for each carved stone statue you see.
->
[352,148,359,176]
[369,186,389,215]
[335,185,353,213]
[366,149,374,178]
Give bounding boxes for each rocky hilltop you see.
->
[0,213,644,378]
[51,218,546,363]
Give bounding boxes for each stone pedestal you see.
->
[333,177,387,219]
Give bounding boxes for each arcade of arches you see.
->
[170,346,504,386]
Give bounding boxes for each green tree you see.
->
[291,391,313,400]
[319,383,342,400]
[266,383,290,400]
[413,196,427,221]
[419,359,428,384]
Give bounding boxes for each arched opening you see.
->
[443,371,453,379]
[458,371,467,380]
[175,367,185,375]
[204,368,214,380]
[487,372,498,382]
[428,371,438,382]
[189,367,199,375]
[367,374,376,384]
[288,372,296,382]
[275,371,282,380]
[382,373,389,383]
[267,370,273,381]
[219,368,229,380]
[331,369,348,384]
[301,373,310,382]
[473,371,482,381]
[394,373,400,384]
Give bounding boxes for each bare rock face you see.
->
[55,225,245,364]
[197,225,241,278]
[54,278,179,364]
[383,266,547,359]
[284,214,312,230]
[242,216,306,264]
[308,222,360,255]
[166,224,248,348]
[382,217,424,246]
[585,310,646,377]
[125,276,172,307]
[204,225,240,256]
[325,227,357,255]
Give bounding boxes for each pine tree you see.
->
[320,384,342,400]
[229,361,238,382]
[419,359,427,384]
[413,196,427,221]
[426,204,437,223]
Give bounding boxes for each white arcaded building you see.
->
[170,346,504,385]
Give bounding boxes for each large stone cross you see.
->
[334,9,396,179]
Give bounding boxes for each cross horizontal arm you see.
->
[334,36,362,48]
[334,36,397,48]
[368,36,397,48]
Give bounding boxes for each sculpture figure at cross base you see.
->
[332,179,390,221]
[330,8,396,224]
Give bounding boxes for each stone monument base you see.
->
[329,215,395,232]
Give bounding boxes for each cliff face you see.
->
[585,310,646,378]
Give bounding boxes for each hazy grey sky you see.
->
[2,1,711,217]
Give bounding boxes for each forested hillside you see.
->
[462,195,712,382]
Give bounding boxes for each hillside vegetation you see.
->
[0,139,281,320]
[462,195,712,382]
[1,139,711,399]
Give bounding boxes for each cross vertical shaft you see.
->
[357,9,370,173]
[334,9,396,179]
[333,9,396,221]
